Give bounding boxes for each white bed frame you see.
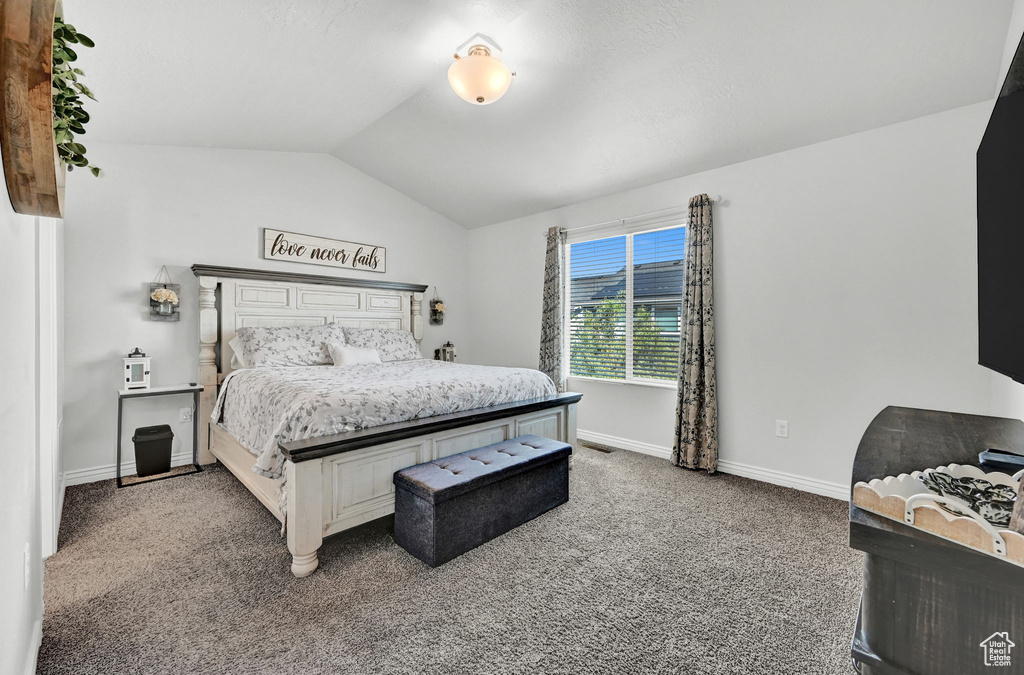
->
[191,265,578,577]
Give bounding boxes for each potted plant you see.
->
[0,0,99,217]
[52,10,100,176]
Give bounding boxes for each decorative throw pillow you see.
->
[327,343,382,367]
[234,323,346,368]
[342,327,422,362]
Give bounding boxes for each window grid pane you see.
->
[568,226,686,382]
[631,228,686,380]
[569,236,627,379]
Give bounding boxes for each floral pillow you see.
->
[234,323,347,368]
[342,327,422,362]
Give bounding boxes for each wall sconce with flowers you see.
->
[430,287,445,325]
[149,265,180,322]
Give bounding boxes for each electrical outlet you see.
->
[23,543,30,591]
[180,407,193,423]
[775,420,789,438]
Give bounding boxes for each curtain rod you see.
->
[563,195,722,234]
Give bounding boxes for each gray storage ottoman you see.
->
[393,434,571,567]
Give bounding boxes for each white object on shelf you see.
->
[123,355,152,390]
[853,463,1023,566]
[912,462,1020,486]
[904,492,1007,556]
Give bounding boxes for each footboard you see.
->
[282,393,581,576]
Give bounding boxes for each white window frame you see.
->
[566,221,686,389]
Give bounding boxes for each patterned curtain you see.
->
[539,227,568,392]
[672,194,718,472]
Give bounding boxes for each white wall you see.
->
[61,5,1024,486]
[466,102,997,492]
[63,145,469,477]
[0,186,44,673]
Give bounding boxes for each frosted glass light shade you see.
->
[447,46,512,105]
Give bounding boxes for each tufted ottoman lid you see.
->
[394,434,572,504]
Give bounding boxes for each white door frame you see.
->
[37,217,63,557]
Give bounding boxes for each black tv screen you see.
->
[979,33,1024,383]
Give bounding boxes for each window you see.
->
[568,226,686,383]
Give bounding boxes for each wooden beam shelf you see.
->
[0,0,64,218]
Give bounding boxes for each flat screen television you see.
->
[978,33,1024,383]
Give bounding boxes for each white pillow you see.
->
[328,343,382,367]
[228,336,248,368]
[341,327,422,362]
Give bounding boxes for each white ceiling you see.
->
[77,0,1014,227]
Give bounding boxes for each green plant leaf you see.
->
[53,12,98,177]
[72,82,96,100]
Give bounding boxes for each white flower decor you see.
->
[433,302,445,312]
[150,288,179,305]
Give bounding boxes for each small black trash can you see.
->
[132,424,173,477]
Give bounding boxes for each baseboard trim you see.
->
[23,619,41,675]
[64,452,195,486]
[715,459,849,501]
[57,473,65,531]
[578,430,671,460]
[44,473,67,559]
[577,429,848,501]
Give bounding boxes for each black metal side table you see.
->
[116,383,203,488]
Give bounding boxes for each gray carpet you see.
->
[39,447,861,675]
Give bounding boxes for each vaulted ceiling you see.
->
[76,0,1014,227]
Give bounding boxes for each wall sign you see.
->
[262,228,386,273]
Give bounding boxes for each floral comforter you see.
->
[213,359,556,479]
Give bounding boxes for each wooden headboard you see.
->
[190,264,427,462]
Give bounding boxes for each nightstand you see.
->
[116,383,204,488]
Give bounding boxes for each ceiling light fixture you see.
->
[447,34,514,105]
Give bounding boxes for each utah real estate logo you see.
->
[980,632,1015,667]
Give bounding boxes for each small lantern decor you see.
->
[434,341,457,363]
[149,265,180,322]
[123,347,151,390]
[430,287,445,325]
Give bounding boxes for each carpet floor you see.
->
[39,447,861,675]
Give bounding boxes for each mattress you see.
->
[212,359,556,479]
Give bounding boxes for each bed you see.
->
[191,264,580,577]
